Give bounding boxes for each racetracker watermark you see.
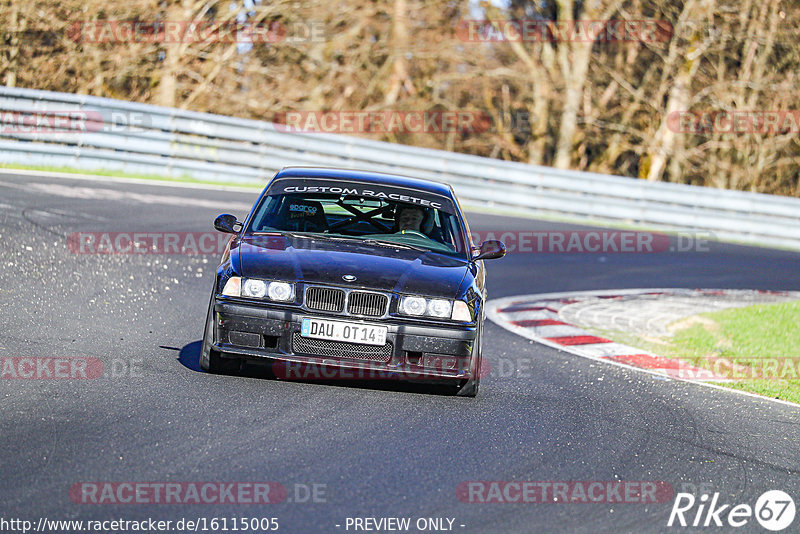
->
[669,357,800,381]
[271,359,490,382]
[69,482,289,504]
[67,232,232,255]
[667,110,800,135]
[469,230,712,253]
[0,110,151,134]
[0,357,143,379]
[0,357,103,379]
[273,111,491,134]
[67,230,712,255]
[67,20,286,44]
[457,19,672,42]
[457,481,673,503]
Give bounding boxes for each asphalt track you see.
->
[1,171,799,534]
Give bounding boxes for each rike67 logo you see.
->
[668,490,795,531]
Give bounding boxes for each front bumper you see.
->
[212,298,478,382]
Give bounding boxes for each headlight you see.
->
[398,296,471,321]
[267,281,294,302]
[399,296,427,316]
[427,299,452,318]
[242,279,267,298]
[222,277,294,302]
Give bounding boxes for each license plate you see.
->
[301,317,387,346]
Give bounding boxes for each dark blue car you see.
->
[200,167,505,396]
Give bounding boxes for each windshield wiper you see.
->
[362,238,428,252]
[250,230,314,239]
[252,232,430,252]
[307,234,430,252]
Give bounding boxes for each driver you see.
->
[395,205,425,234]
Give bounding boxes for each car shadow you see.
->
[174,340,463,396]
[175,341,204,372]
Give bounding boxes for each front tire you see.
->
[457,320,483,397]
[200,296,241,375]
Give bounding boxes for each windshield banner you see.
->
[268,178,454,213]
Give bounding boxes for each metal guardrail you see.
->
[1,85,799,249]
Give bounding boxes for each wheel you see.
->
[457,319,483,397]
[456,370,480,397]
[200,295,241,375]
[399,230,428,238]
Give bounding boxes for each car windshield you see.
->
[246,188,469,258]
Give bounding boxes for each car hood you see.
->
[234,235,469,297]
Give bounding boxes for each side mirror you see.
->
[474,240,506,261]
[214,213,241,234]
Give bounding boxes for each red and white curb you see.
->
[487,288,800,386]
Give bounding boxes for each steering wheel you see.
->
[399,230,428,238]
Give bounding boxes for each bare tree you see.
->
[1,0,798,196]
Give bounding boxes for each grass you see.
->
[667,302,800,403]
[589,302,800,404]
[0,163,264,189]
